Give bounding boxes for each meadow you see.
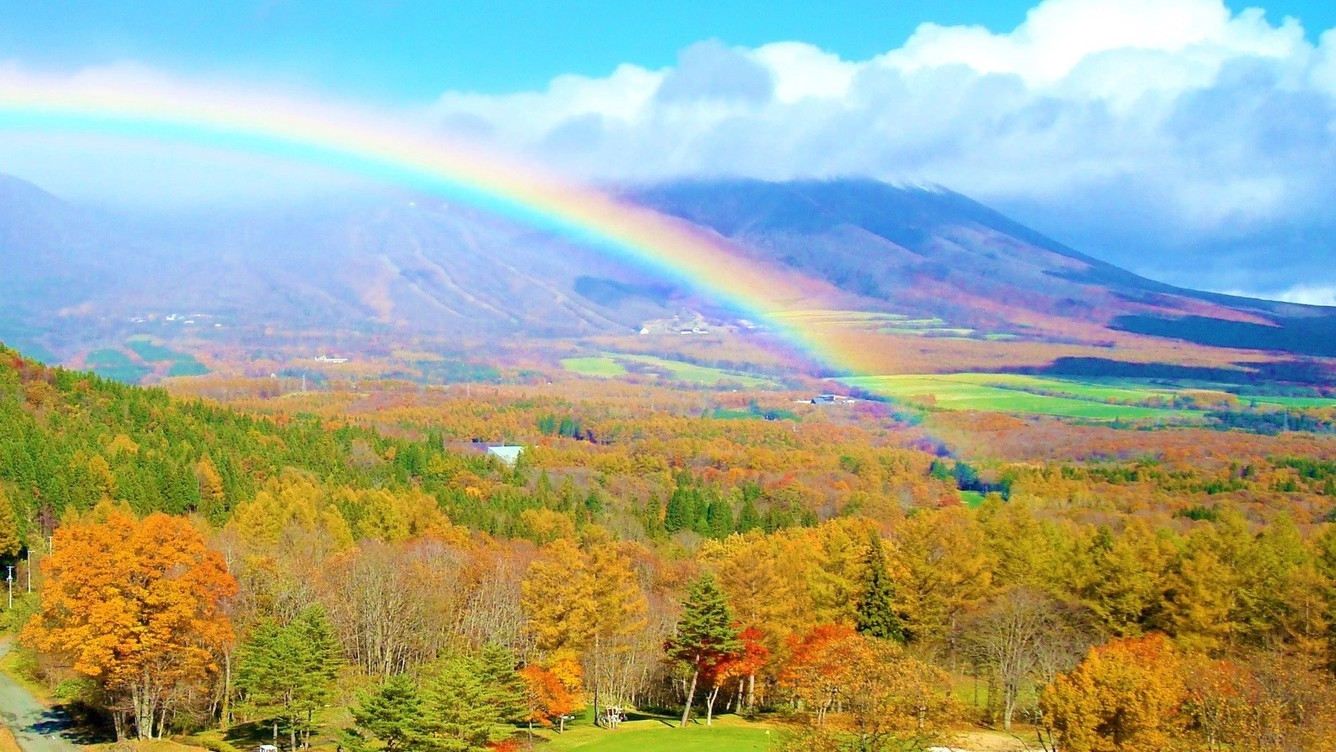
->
[843,372,1336,421]
[530,715,776,752]
[842,373,1187,420]
[561,353,778,388]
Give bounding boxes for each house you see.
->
[487,445,524,466]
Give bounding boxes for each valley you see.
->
[4,173,1336,752]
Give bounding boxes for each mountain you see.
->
[2,173,1335,367]
[626,179,1336,356]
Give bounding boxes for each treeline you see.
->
[15,493,1336,750]
[8,347,1336,750]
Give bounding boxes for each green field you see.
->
[533,715,775,752]
[843,374,1187,420]
[562,356,630,378]
[843,372,1336,420]
[563,354,777,388]
[127,337,211,377]
[87,348,152,384]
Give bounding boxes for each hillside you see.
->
[3,173,1336,374]
[627,179,1336,353]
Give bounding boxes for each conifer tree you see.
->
[735,495,762,534]
[237,606,342,749]
[856,533,905,643]
[665,573,742,727]
[345,675,429,752]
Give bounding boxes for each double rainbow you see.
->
[0,73,864,373]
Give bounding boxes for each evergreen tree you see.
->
[735,495,762,534]
[476,644,526,722]
[420,655,514,752]
[665,573,742,727]
[705,498,734,540]
[237,606,342,749]
[664,488,691,534]
[856,533,906,643]
[345,675,430,752]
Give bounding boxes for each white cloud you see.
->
[1272,283,1336,306]
[411,0,1336,293]
[2,0,1334,293]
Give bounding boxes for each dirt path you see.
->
[0,639,80,752]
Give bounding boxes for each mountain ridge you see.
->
[2,171,1335,368]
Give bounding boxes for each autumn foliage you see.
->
[22,503,238,740]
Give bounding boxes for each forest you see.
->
[4,343,1336,752]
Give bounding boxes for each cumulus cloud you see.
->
[424,0,1336,293]
[2,0,1333,295]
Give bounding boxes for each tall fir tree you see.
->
[665,573,742,727]
[856,533,906,643]
[236,606,342,750]
[344,675,430,752]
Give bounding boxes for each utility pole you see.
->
[6,566,12,610]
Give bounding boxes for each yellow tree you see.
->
[586,543,648,721]
[22,504,239,740]
[1042,633,1186,752]
[521,539,598,654]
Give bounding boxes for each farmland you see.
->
[562,353,779,387]
[843,372,1336,420]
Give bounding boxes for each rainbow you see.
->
[0,73,866,373]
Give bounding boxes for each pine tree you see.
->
[237,606,342,749]
[664,488,691,534]
[856,533,906,643]
[705,498,734,540]
[345,675,429,752]
[420,655,513,752]
[476,644,526,723]
[665,573,742,727]
[735,495,762,534]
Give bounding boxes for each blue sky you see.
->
[3,0,1336,302]
[1,1,1332,98]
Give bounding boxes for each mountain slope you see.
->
[3,173,1336,366]
[627,179,1336,353]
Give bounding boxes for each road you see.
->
[0,639,80,752]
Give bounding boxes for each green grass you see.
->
[946,373,1177,403]
[166,360,211,377]
[843,374,1187,421]
[87,348,152,384]
[562,356,629,378]
[618,355,776,387]
[563,354,777,388]
[959,491,986,508]
[533,714,776,751]
[126,337,183,362]
[127,338,211,378]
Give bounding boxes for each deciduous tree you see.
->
[22,504,238,740]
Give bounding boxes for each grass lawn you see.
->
[87,348,153,384]
[126,337,185,363]
[533,714,777,752]
[843,374,1186,421]
[563,354,777,388]
[562,356,629,378]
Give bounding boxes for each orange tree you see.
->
[22,504,238,740]
[1041,633,1186,752]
